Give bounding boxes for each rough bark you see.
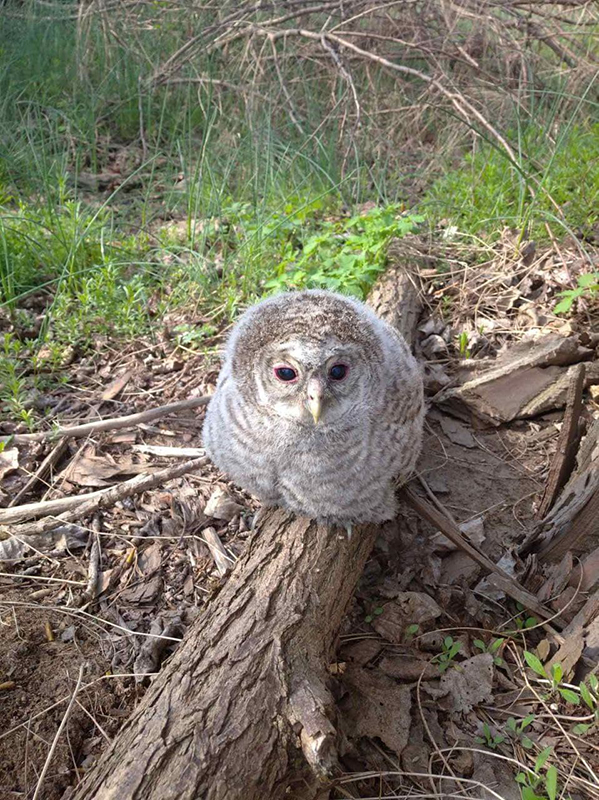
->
[73,509,380,800]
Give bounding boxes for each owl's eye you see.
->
[274,365,298,383]
[329,363,349,381]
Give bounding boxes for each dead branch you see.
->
[400,486,564,632]
[71,509,380,800]
[3,396,210,445]
[0,457,208,534]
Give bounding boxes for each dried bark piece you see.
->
[435,334,596,426]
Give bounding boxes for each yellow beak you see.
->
[308,394,322,424]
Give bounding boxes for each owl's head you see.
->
[227,290,386,426]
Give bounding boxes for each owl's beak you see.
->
[307,379,324,424]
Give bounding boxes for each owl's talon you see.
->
[345,523,353,541]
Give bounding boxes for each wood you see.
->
[400,487,564,632]
[72,509,380,800]
[535,363,585,520]
[548,588,599,676]
[2,396,210,445]
[367,238,424,349]
[0,457,208,536]
[8,437,69,507]
[435,335,596,426]
[527,419,599,562]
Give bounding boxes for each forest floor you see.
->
[1,229,598,800]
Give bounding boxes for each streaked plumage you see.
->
[202,289,424,525]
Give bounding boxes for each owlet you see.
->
[203,290,424,526]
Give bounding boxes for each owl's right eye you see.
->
[274,365,298,383]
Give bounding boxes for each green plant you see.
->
[506,714,537,750]
[264,205,423,298]
[458,331,471,359]
[432,636,462,673]
[514,747,559,800]
[473,637,505,666]
[364,605,385,624]
[554,272,599,314]
[475,721,505,750]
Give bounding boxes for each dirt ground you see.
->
[1,236,598,799]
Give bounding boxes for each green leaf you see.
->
[551,663,563,684]
[444,636,454,649]
[524,651,547,678]
[553,295,575,315]
[521,736,534,749]
[535,746,552,772]
[572,723,592,735]
[473,639,486,652]
[559,688,580,705]
[580,682,595,710]
[364,615,373,623]
[373,607,384,616]
[521,714,536,729]
[577,272,599,288]
[589,674,598,692]
[545,764,557,800]
[521,787,544,800]
[490,638,505,653]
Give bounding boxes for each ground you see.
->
[0,236,598,799]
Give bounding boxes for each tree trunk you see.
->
[73,509,380,800]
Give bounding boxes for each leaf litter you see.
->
[0,235,598,799]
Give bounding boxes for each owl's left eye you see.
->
[274,365,298,382]
[329,363,349,381]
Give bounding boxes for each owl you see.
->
[202,290,424,527]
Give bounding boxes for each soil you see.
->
[1,237,598,799]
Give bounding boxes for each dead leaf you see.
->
[372,592,443,643]
[439,416,477,448]
[341,665,412,758]
[440,653,494,714]
[0,448,19,480]
[62,455,122,487]
[101,370,132,401]
[379,654,438,681]
[204,487,243,521]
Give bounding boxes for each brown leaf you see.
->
[341,665,412,758]
[440,653,494,714]
[0,448,19,480]
[101,370,132,401]
[372,592,443,643]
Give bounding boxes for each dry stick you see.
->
[2,395,210,445]
[31,664,85,800]
[8,438,69,507]
[0,457,208,532]
[536,363,586,520]
[400,486,565,632]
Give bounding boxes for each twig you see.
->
[84,516,102,603]
[31,663,85,800]
[536,363,586,519]
[400,485,565,632]
[2,395,210,445]
[203,526,235,576]
[0,457,208,532]
[8,438,69,507]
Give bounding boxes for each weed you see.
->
[432,635,462,673]
[554,272,599,314]
[514,747,559,800]
[473,637,505,667]
[475,721,505,750]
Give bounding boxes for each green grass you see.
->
[1,3,598,422]
[423,122,599,241]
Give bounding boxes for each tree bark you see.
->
[73,509,380,800]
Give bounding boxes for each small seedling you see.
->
[554,272,599,315]
[473,637,505,666]
[475,721,505,750]
[507,714,536,749]
[433,636,462,673]
[364,606,384,624]
[514,746,558,800]
[523,652,581,706]
[458,331,471,358]
[404,623,420,643]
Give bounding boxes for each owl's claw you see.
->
[345,523,353,541]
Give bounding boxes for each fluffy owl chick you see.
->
[202,290,424,526]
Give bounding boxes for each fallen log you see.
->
[72,509,380,800]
